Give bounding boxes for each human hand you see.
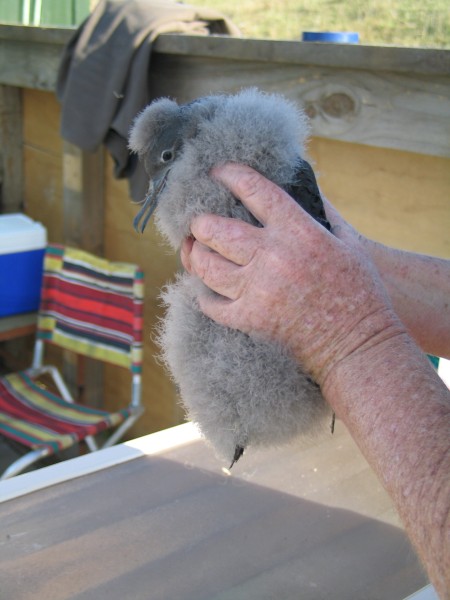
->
[181,163,405,386]
[322,197,378,261]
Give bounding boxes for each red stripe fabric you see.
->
[42,274,135,309]
[36,245,144,369]
[41,293,134,334]
[0,373,131,451]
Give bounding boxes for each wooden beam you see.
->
[0,85,23,213]
[0,313,37,342]
[0,27,71,91]
[0,25,448,157]
[1,26,448,77]
[147,52,450,159]
[154,34,450,76]
[62,141,104,253]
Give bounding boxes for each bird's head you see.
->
[129,98,185,233]
[129,96,222,233]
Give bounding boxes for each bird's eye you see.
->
[161,150,173,162]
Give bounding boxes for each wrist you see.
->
[317,306,408,393]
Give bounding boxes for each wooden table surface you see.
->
[0,312,37,342]
[0,422,428,600]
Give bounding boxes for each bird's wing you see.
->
[285,160,331,231]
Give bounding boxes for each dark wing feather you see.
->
[285,159,331,231]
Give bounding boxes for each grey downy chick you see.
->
[129,88,332,467]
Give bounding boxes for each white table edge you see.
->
[0,422,201,503]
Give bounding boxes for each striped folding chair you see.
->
[0,244,145,479]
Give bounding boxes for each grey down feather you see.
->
[129,88,332,466]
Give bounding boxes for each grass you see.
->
[193,0,450,48]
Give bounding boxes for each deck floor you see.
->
[0,422,428,599]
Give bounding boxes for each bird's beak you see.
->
[133,170,170,233]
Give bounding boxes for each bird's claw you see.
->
[229,445,245,469]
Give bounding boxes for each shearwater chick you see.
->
[129,88,332,466]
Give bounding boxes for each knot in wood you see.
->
[320,93,355,118]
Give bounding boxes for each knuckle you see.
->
[193,247,212,280]
[192,214,217,242]
[238,170,265,201]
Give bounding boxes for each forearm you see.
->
[324,199,450,359]
[322,328,450,599]
[364,241,450,359]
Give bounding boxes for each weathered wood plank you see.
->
[62,141,104,253]
[0,24,72,45]
[23,88,62,154]
[147,52,450,158]
[0,26,448,156]
[23,145,63,241]
[154,33,450,76]
[23,90,64,242]
[0,26,71,94]
[308,138,450,258]
[0,312,37,342]
[1,25,448,76]
[0,85,23,212]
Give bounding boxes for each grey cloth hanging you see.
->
[56,0,239,201]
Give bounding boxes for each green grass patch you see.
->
[195,0,450,48]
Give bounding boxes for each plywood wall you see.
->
[23,88,64,243]
[102,154,182,434]
[308,138,450,258]
[22,89,450,440]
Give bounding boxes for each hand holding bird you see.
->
[183,163,393,388]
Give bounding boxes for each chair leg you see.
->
[84,435,99,452]
[44,366,75,403]
[0,447,51,480]
[27,364,75,403]
[101,409,144,449]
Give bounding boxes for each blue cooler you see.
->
[0,214,47,317]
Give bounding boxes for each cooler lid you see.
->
[0,213,47,255]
